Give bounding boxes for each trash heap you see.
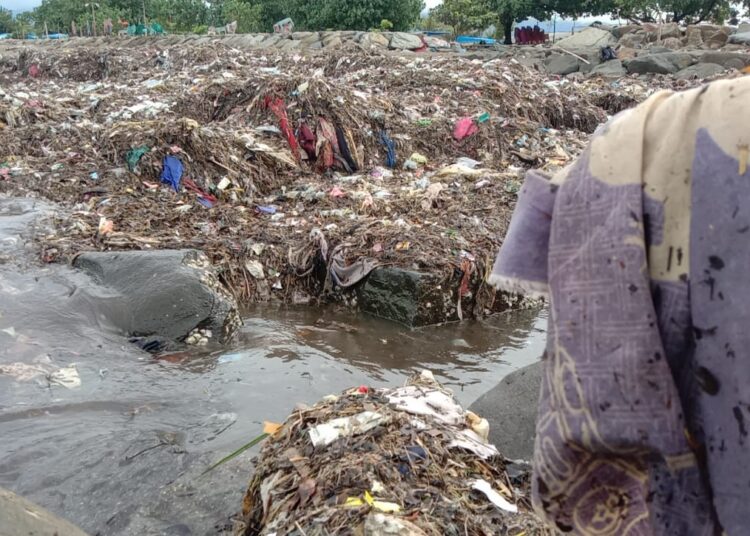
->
[236,371,549,535]
[0,40,716,316]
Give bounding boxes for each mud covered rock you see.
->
[469,362,542,461]
[73,249,241,345]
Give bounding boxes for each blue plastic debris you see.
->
[256,205,278,215]
[378,131,396,168]
[160,155,183,192]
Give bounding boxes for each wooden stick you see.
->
[552,46,591,65]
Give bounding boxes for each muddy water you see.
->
[0,197,546,535]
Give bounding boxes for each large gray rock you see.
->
[543,53,581,75]
[695,51,750,69]
[389,32,423,50]
[675,62,725,80]
[686,26,704,47]
[612,24,639,38]
[556,26,616,48]
[0,486,88,536]
[655,22,682,39]
[705,30,729,49]
[73,250,241,345]
[360,32,390,48]
[590,59,627,78]
[619,32,646,48]
[625,52,694,74]
[739,22,750,34]
[728,31,750,45]
[469,362,542,461]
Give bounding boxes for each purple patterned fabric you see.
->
[490,80,750,535]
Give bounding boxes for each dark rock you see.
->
[589,59,626,78]
[543,53,581,75]
[624,52,694,74]
[0,486,88,536]
[73,249,241,345]
[469,362,542,461]
[357,268,444,327]
[675,63,725,80]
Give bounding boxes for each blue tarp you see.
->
[0,33,11,40]
[456,35,496,45]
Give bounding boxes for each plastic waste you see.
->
[453,117,479,140]
[308,411,388,447]
[160,155,183,191]
[470,479,518,513]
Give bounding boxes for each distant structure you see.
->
[274,18,294,34]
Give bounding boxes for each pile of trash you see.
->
[0,40,711,312]
[235,371,548,535]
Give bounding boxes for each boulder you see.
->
[728,31,750,45]
[73,250,241,345]
[739,22,750,34]
[659,37,682,49]
[300,32,321,46]
[674,63,725,80]
[698,24,722,40]
[469,362,542,461]
[619,32,646,48]
[590,59,627,78]
[705,30,729,49]
[612,24,639,38]
[617,46,638,60]
[696,51,750,69]
[543,53,581,75]
[686,26,704,47]
[656,22,682,39]
[389,32,423,50]
[555,26,616,48]
[322,35,343,49]
[357,268,448,327]
[360,32,390,48]
[291,31,316,41]
[624,52,694,74]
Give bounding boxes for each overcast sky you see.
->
[4,0,444,13]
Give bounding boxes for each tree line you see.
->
[0,0,746,41]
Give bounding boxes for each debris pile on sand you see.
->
[0,40,715,317]
[235,371,548,535]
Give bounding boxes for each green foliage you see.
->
[431,0,497,35]
[219,0,265,33]
[284,0,425,32]
[380,18,393,30]
[612,0,736,23]
[0,7,15,33]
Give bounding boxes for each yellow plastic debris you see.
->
[263,421,283,435]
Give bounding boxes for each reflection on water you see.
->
[0,197,547,535]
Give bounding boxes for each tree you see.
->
[612,0,736,23]
[0,7,14,33]
[283,0,425,32]
[431,0,497,36]
[218,0,264,32]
